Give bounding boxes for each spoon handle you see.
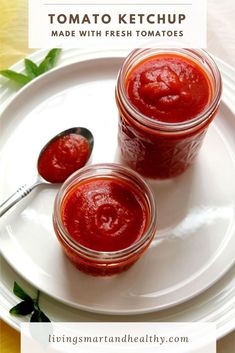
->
[0,182,41,217]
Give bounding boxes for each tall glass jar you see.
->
[116,49,222,179]
[53,163,157,276]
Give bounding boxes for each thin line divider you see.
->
[43,3,193,6]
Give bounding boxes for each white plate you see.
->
[0,50,235,317]
[1,256,235,339]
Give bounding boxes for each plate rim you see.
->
[1,55,235,314]
[1,254,235,339]
[1,48,235,336]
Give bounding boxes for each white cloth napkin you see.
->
[208,0,235,67]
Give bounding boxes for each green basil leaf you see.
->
[38,48,61,75]
[0,70,31,85]
[24,59,39,79]
[13,282,33,301]
[10,300,34,316]
[30,310,51,322]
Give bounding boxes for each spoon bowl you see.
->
[0,127,94,217]
[39,127,94,160]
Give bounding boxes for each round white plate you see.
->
[1,256,235,339]
[0,50,235,317]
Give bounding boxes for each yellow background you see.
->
[0,1,30,351]
[0,0,34,69]
[0,321,20,352]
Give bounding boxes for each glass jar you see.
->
[53,163,157,276]
[116,49,222,179]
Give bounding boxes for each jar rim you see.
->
[117,48,222,133]
[53,163,157,260]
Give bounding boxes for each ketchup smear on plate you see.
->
[38,133,91,183]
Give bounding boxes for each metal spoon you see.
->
[0,127,94,217]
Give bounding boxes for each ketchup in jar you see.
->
[116,49,222,179]
[53,164,157,276]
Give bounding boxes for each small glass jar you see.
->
[53,163,157,276]
[116,49,222,179]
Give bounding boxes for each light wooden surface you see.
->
[0,0,234,352]
[0,320,20,353]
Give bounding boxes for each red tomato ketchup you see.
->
[53,164,157,276]
[38,133,91,183]
[116,49,222,179]
[62,178,148,252]
[126,55,212,123]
